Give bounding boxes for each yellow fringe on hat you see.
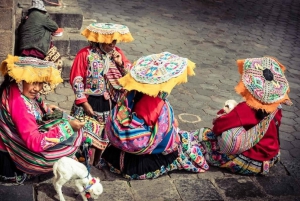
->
[119,60,196,97]
[0,54,63,85]
[235,58,292,113]
[81,29,134,44]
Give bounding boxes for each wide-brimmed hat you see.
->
[118,52,196,97]
[29,0,47,12]
[81,22,134,44]
[0,55,63,85]
[235,56,292,113]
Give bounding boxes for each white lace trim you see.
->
[86,23,130,35]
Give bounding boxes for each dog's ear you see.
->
[96,177,100,182]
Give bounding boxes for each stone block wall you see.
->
[0,0,26,82]
[0,0,15,63]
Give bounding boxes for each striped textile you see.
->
[217,109,278,155]
[0,88,82,175]
[104,59,124,103]
[105,91,179,155]
[200,128,279,175]
[101,128,209,180]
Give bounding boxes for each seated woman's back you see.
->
[212,102,282,161]
[133,93,165,127]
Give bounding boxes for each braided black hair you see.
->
[0,75,15,97]
[255,109,269,120]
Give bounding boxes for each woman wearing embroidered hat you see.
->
[69,22,134,165]
[17,0,63,94]
[198,56,292,175]
[0,55,85,183]
[100,52,209,179]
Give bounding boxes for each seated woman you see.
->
[101,52,209,179]
[0,55,85,183]
[199,56,292,175]
[18,0,58,59]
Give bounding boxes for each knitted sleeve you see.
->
[9,84,74,153]
[69,47,89,105]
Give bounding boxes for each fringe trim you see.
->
[235,80,291,113]
[0,55,63,85]
[118,60,196,97]
[81,29,134,44]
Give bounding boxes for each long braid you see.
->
[255,109,269,121]
[0,75,14,97]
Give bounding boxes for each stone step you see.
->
[46,0,83,30]
[18,0,83,30]
[61,56,74,80]
[0,183,35,201]
[52,28,88,57]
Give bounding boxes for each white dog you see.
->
[53,157,103,201]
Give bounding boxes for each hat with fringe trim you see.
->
[0,55,63,85]
[235,56,292,113]
[81,22,134,44]
[118,52,196,97]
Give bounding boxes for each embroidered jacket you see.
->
[70,46,132,105]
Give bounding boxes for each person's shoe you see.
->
[15,173,28,184]
[95,158,107,170]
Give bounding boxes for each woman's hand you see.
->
[69,119,85,132]
[81,102,94,116]
[174,118,179,127]
[112,50,123,66]
[47,104,60,113]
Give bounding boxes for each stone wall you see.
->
[0,0,15,63]
[0,0,29,82]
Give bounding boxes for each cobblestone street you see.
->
[38,0,300,200]
[1,0,300,200]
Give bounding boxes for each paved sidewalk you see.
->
[1,0,300,200]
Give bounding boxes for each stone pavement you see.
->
[2,0,300,200]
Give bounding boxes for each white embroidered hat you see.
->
[29,0,47,12]
[81,23,134,44]
[118,52,196,97]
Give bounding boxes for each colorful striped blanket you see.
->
[105,91,179,155]
[0,86,82,175]
[218,109,278,155]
